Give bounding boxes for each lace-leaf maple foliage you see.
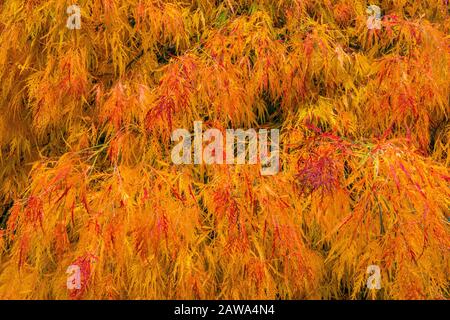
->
[0,0,448,299]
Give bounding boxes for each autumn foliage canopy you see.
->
[0,0,449,299]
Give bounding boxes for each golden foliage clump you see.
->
[0,0,448,299]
